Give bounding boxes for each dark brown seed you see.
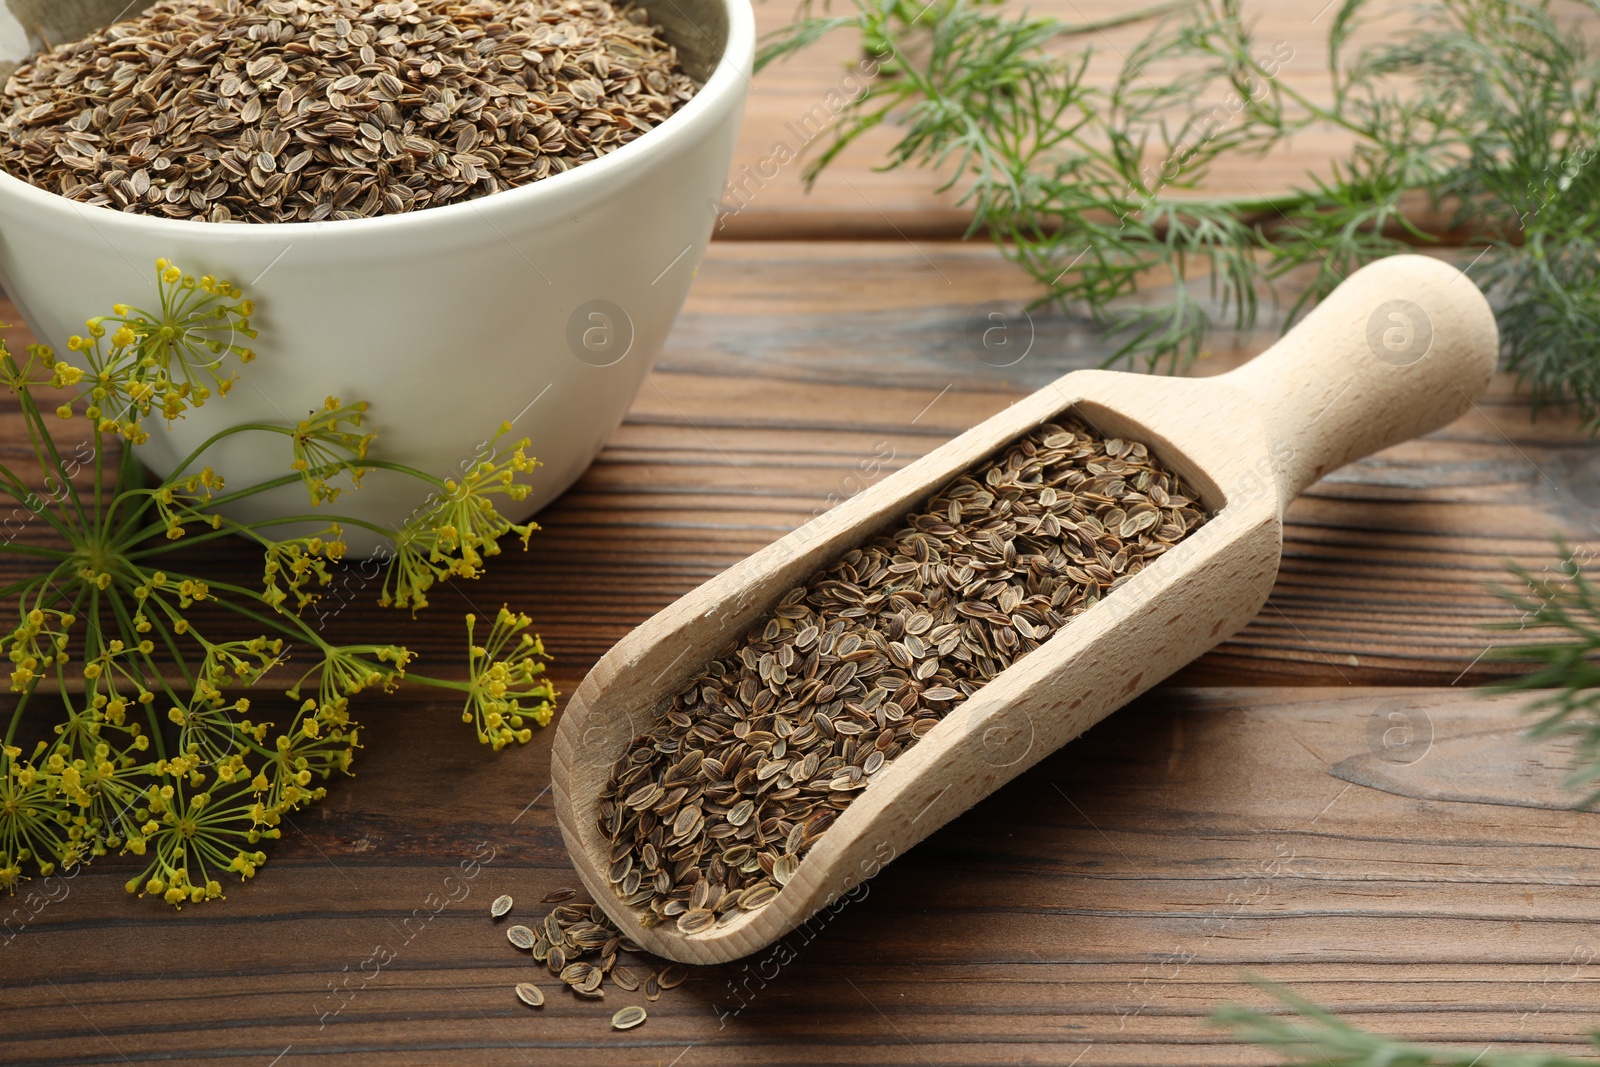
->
[542,888,578,904]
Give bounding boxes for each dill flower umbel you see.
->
[58,261,255,439]
[382,423,540,612]
[457,607,557,750]
[288,398,374,505]
[0,261,554,906]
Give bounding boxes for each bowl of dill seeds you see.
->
[0,0,754,552]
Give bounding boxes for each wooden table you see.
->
[8,3,1600,1065]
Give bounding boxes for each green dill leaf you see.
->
[1490,541,1600,804]
[769,0,1600,414]
[1216,976,1600,1066]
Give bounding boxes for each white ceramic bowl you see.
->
[0,0,752,555]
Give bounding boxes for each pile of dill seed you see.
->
[598,419,1209,933]
[0,0,697,222]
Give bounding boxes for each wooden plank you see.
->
[725,1,1465,239]
[0,241,1589,688]
[3,687,1598,1065]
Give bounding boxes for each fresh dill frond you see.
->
[0,263,554,906]
[760,0,1600,417]
[1215,978,1600,1066]
[1491,541,1600,803]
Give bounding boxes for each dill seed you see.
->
[490,894,513,919]
[612,1005,647,1030]
[542,887,578,903]
[496,887,685,1019]
[0,0,698,223]
[675,908,715,934]
[598,418,1208,930]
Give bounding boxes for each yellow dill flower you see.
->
[250,701,360,822]
[0,261,554,904]
[0,342,56,393]
[53,260,256,432]
[2,609,75,693]
[164,635,283,762]
[0,749,74,883]
[380,424,541,611]
[261,525,346,613]
[459,607,556,751]
[287,399,374,505]
[289,644,411,714]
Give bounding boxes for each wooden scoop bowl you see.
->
[551,254,1498,965]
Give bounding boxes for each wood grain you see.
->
[6,688,1599,1065]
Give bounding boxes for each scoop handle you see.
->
[1220,254,1499,512]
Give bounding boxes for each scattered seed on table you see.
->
[612,1005,647,1030]
[498,892,688,1010]
[491,895,513,919]
[515,982,545,1008]
[543,888,578,904]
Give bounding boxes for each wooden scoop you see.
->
[551,254,1498,965]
